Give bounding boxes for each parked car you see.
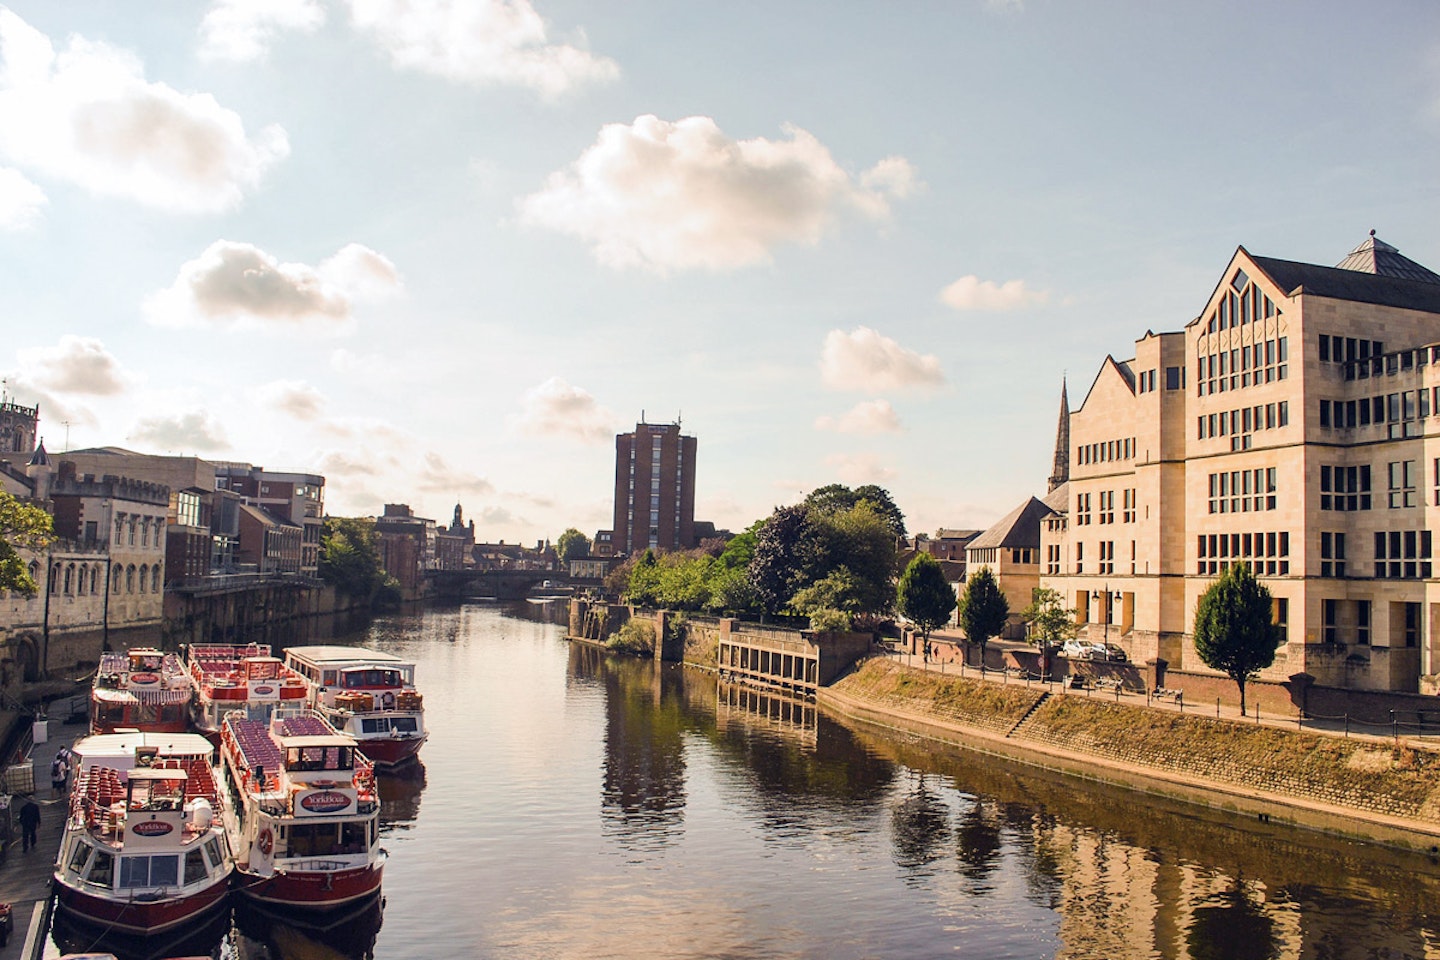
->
[1097,642,1128,662]
[1060,639,1090,660]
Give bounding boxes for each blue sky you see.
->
[1,1,1437,545]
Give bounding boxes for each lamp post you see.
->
[1090,584,1110,644]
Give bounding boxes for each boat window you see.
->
[68,843,92,873]
[184,848,208,884]
[204,836,224,868]
[360,718,389,734]
[340,822,368,854]
[323,671,338,686]
[391,717,419,733]
[88,850,113,887]
[97,703,125,727]
[119,854,179,889]
[287,822,340,857]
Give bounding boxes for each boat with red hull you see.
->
[218,711,384,912]
[91,649,194,735]
[282,646,427,769]
[185,643,309,736]
[53,732,232,935]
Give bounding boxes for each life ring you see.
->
[257,828,273,856]
[381,692,395,710]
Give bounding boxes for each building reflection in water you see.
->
[50,901,231,960]
[715,680,818,748]
[378,760,428,830]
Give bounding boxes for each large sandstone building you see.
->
[1041,234,1440,694]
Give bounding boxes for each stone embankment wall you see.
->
[825,658,1440,848]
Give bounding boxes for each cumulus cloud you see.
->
[416,452,495,496]
[199,0,326,62]
[0,9,288,212]
[146,240,400,330]
[512,376,617,444]
[255,379,325,419]
[344,0,616,97]
[518,115,916,272]
[819,327,944,393]
[0,165,44,229]
[939,275,1049,312]
[129,410,229,452]
[18,335,131,396]
[0,377,98,430]
[814,399,902,435]
[826,453,897,485]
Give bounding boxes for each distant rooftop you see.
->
[1335,232,1440,285]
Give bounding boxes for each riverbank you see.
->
[820,657,1440,854]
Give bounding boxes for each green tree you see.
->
[1021,587,1078,648]
[957,566,1009,668]
[1193,563,1282,716]
[790,567,865,630]
[623,549,661,607]
[748,505,817,615]
[318,516,389,600]
[555,528,590,561]
[803,483,907,538]
[0,490,53,595]
[896,554,956,646]
[655,553,713,610]
[815,501,898,618]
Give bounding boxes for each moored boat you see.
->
[53,732,231,935]
[219,711,384,911]
[185,644,310,737]
[91,649,194,735]
[281,646,427,769]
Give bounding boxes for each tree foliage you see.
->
[0,490,53,595]
[896,553,956,642]
[957,566,1009,659]
[803,483,907,538]
[1021,587,1078,648]
[748,505,817,615]
[318,516,392,600]
[748,497,898,618]
[555,528,590,561]
[1193,563,1281,716]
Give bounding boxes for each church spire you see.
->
[1047,379,1070,493]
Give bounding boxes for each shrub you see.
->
[607,620,655,656]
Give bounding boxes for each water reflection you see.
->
[50,903,231,960]
[232,894,384,960]
[715,681,818,749]
[377,761,427,829]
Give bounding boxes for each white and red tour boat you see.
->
[53,732,232,935]
[219,711,384,911]
[281,646,427,769]
[185,644,310,736]
[91,649,194,735]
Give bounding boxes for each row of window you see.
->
[1322,599,1422,647]
[1196,531,1291,576]
[1318,389,1436,437]
[1076,437,1135,466]
[1196,401,1290,443]
[1073,540,1136,576]
[1207,468,1278,514]
[1135,367,1186,393]
[1319,465,1372,511]
[1318,334,1385,366]
[1074,489,1139,526]
[46,562,162,597]
[113,513,165,549]
[1195,337,1289,396]
[1202,270,1281,335]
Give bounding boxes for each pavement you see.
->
[0,710,85,960]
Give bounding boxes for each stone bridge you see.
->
[431,569,555,601]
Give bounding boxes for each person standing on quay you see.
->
[17,796,40,852]
[50,754,68,800]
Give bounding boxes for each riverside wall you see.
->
[821,657,1440,854]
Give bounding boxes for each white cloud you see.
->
[255,379,326,419]
[129,410,229,452]
[416,452,495,495]
[825,452,896,486]
[344,0,617,98]
[18,335,131,395]
[512,376,616,444]
[517,115,916,272]
[0,9,288,212]
[0,376,98,430]
[0,165,45,229]
[199,0,326,62]
[819,327,945,393]
[146,240,400,330]
[814,399,903,434]
[939,275,1049,312]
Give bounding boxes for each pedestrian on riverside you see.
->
[50,754,68,799]
[17,795,40,852]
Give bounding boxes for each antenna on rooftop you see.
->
[61,420,72,452]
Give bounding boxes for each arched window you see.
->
[141,520,149,547]
[90,567,99,594]
[138,564,149,593]
[28,561,39,583]
[63,564,73,594]
[128,518,136,546]
[76,564,86,595]
[115,514,125,543]
[113,566,122,592]
[126,566,135,593]
[151,566,161,593]
[49,564,59,593]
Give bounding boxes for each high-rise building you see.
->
[612,421,696,556]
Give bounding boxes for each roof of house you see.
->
[966,496,1054,551]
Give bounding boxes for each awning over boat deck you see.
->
[94,688,193,705]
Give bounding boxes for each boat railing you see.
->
[281,858,357,872]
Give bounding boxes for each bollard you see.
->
[1114,685,1120,702]
[1216,698,1221,719]
[1344,715,1350,738]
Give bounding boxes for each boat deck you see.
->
[228,716,333,774]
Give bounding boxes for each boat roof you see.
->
[126,768,187,782]
[276,734,356,749]
[74,732,215,760]
[284,645,408,666]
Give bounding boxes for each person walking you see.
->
[50,754,68,799]
[17,795,40,853]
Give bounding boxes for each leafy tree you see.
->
[957,566,1009,667]
[1021,587,1078,648]
[815,501,898,616]
[791,567,865,619]
[896,554,956,645]
[852,484,907,538]
[803,483,907,538]
[555,528,590,561]
[1193,563,1281,716]
[704,564,759,616]
[318,517,390,600]
[623,549,661,607]
[0,490,53,595]
[748,505,817,615]
[655,553,713,610]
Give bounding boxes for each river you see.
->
[47,603,1440,959]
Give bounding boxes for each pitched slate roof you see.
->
[966,496,1054,551]
[1335,233,1440,284]
[1250,234,1440,316]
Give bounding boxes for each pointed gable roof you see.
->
[1335,232,1440,284]
[28,439,48,467]
[966,496,1054,551]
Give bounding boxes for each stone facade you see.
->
[1042,236,1440,693]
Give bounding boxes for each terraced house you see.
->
[1041,234,1440,695]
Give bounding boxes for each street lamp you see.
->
[1090,585,1110,644]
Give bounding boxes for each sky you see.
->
[1,1,1438,547]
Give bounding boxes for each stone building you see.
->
[214,463,325,576]
[1040,234,1440,694]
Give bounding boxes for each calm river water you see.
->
[49,603,1440,959]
